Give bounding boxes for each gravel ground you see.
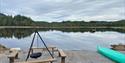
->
[0,50,125,63]
[65,50,116,63]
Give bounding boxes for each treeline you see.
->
[0,13,34,26]
[44,20,125,27]
[0,13,125,27]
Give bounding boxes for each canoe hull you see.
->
[97,46,125,63]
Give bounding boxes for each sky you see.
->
[0,0,125,22]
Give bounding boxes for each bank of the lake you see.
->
[0,26,125,29]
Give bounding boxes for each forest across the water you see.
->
[0,13,125,28]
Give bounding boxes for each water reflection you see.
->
[0,28,125,51]
[0,28,125,39]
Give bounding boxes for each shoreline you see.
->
[0,26,124,29]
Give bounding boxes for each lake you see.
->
[0,28,125,51]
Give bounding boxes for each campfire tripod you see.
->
[25,31,54,61]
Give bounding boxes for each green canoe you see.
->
[97,46,125,63]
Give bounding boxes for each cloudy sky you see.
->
[0,0,125,22]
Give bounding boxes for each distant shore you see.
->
[0,26,124,29]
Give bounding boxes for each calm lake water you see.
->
[0,28,125,51]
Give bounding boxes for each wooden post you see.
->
[61,57,65,63]
[52,48,54,55]
[15,53,18,59]
[8,51,19,63]
[58,49,66,63]
[58,52,61,57]
[9,57,14,63]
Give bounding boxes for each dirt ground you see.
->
[0,44,8,53]
[64,50,116,63]
[22,50,117,63]
[0,48,125,63]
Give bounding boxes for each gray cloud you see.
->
[1,0,125,22]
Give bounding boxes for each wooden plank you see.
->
[58,49,66,63]
[15,58,56,63]
[32,47,57,55]
[8,51,19,63]
[32,47,57,50]
[58,49,66,57]
[8,51,18,58]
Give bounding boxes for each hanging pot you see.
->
[30,52,42,59]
